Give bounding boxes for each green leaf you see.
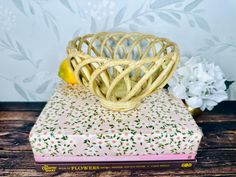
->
[62,136,68,140]
[109,124,114,128]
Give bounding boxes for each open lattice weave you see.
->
[67,32,180,111]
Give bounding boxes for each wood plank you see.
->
[1,111,236,123]
[0,169,94,177]
[0,121,34,133]
[1,170,236,177]
[0,112,40,121]
[200,131,236,149]
[0,102,46,112]
[0,131,31,151]
[0,101,236,114]
[196,114,236,123]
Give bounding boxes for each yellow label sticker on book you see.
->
[181,163,193,168]
[42,165,57,172]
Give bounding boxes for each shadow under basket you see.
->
[67,32,180,111]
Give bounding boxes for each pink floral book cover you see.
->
[29,83,203,162]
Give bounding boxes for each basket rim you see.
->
[67,32,179,61]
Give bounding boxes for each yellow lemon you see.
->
[58,58,77,84]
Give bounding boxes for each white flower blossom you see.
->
[168,56,228,111]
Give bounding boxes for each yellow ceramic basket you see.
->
[67,32,179,111]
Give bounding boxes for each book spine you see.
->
[35,160,196,172]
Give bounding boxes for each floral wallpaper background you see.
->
[0,0,235,101]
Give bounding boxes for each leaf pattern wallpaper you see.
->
[0,0,235,101]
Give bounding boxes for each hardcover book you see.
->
[29,83,203,162]
[36,160,196,172]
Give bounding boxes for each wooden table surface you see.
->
[0,101,235,177]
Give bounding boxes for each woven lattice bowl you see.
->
[67,32,179,111]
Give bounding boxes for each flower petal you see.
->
[169,85,187,99]
[186,97,203,108]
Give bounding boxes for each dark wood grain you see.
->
[0,101,236,176]
[0,102,46,112]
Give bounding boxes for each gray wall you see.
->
[0,0,235,101]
